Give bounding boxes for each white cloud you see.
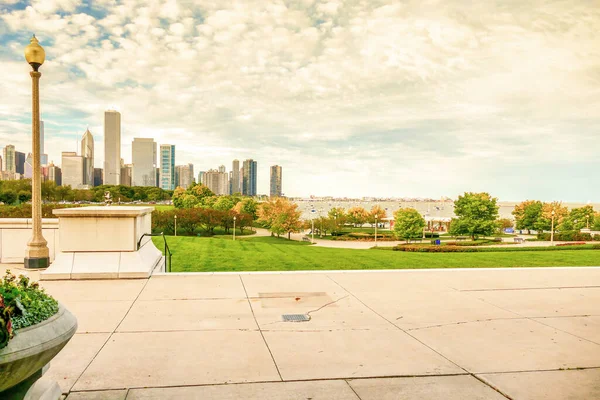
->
[0,0,599,200]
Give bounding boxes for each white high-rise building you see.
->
[24,153,33,179]
[61,151,84,188]
[132,138,157,187]
[104,110,121,185]
[160,144,175,190]
[81,128,94,187]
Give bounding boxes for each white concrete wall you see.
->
[0,218,59,263]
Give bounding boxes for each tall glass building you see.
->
[160,144,175,190]
[242,159,257,196]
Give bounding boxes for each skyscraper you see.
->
[203,168,229,195]
[242,159,257,196]
[104,110,121,185]
[48,162,62,186]
[15,151,25,175]
[231,159,240,194]
[81,128,94,187]
[174,164,193,189]
[24,153,33,179]
[61,152,84,188]
[160,144,175,190]
[132,138,157,187]
[270,165,282,197]
[3,145,15,173]
[93,168,103,187]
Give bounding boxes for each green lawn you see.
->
[151,236,600,272]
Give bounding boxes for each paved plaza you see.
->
[2,265,600,399]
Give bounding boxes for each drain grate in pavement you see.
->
[282,314,310,322]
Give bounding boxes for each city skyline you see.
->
[0,2,599,200]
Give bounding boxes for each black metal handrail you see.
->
[138,232,172,272]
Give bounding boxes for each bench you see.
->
[493,237,503,243]
[302,236,312,243]
[514,237,524,243]
[408,238,423,243]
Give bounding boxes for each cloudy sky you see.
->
[0,0,598,200]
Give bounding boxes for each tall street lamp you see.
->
[174,214,177,237]
[586,214,590,229]
[24,35,49,269]
[374,215,378,247]
[311,210,315,244]
[233,215,236,241]
[550,210,555,244]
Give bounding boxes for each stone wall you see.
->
[0,219,59,264]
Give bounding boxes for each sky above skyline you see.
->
[0,0,598,201]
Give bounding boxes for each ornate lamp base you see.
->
[24,257,50,269]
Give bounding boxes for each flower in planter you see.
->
[0,294,14,348]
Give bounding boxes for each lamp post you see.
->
[174,214,177,237]
[233,216,236,241]
[550,210,555,244]
[311,210,315,244]
[334,213,337,235]
[375,215,378,247]
[24,35,49,269]
[586,214,590,229]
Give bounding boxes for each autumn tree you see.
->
[346,206,368,228]
[367,205,387,227]
[512,200,542,234]
[535,201,568,232]
[393,208,425,242]
[449,192,499,240]
[258,198,303,239]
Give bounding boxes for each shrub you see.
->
[537,231,593,241]
[392,243,600,253]
[0,270,59,349]
[0,204,81,218]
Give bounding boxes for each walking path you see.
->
[2,264,599,399]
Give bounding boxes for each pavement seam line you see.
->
[68,277,151,395]
[461,285,600,292]
[238,274,284,382]
[467,292,600,347]
[344,379,364,400]
[324,274,514,400]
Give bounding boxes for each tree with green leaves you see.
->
[512,200,542,234]
[393,208,425,242]
[559,205,595,231]
[449,192,499,240]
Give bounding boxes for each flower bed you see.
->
[0,271,58,349]
[392,243,600,253]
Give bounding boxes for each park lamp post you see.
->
[586,214,590,229]
[334,213,337,234]
[174,214,177,237]
[375,215,378,247]
[24,35,49,269]
[311,210,315,244]
[233,215,236,241]
[550,210,555,244]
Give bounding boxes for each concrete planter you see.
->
[0,305,77,396]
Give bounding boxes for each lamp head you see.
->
[24,35,45,71]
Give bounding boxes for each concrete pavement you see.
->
[1,265,599,399]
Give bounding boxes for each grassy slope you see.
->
[152,236,600,272]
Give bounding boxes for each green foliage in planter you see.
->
[0,271,58,349]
